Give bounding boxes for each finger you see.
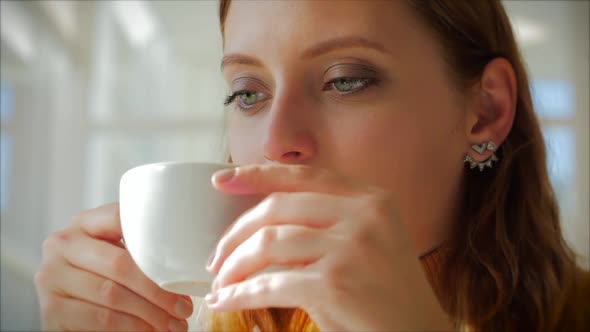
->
[53,262,184,331]
[61,234,194,320]
[212,164,366,196]
[208,192,347,273]
[214,224,329,290]
[205,270,319,312]
[55,296,156,332]
[73,202,123,242]
[207,272,347,332]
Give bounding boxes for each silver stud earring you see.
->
[464,141,499,171]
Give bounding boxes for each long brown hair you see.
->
[213,1,578,331]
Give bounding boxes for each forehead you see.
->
[223,0,426,59]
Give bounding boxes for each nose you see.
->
[262,89,317,165]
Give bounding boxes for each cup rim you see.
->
[121,161,235,181]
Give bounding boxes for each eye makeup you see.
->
[223,61,388,112]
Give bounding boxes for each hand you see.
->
[34,203,193,331]
[205,165,453,331]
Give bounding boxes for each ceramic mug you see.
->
[119,161,261,296]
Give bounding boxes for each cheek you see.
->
[323,109,420,186]
[411,88,466,166]
[326,95,464,194]
[396,98,465,185]
[227,115,264,164]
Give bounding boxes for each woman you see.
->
[34,0,589,331]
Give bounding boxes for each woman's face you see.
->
[222,1,470,249]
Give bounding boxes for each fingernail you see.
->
[211,278,220,291]
[206,250,216,270]
[204,292,218,306]
[212,168,236,184]
[174,297,193,318]
[168,318,188,332]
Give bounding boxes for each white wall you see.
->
[0,1,588,330]
[504,0,590,267]
[1,2,225,330]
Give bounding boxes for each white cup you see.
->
[119,161,262,297]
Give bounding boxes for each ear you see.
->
[464,58,517,162]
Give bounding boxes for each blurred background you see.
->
[0,0,588,330]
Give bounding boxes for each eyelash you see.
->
[223,77,377,112]
[223,90,248,106]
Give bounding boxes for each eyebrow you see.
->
[221,36,388,70]
[220,53,264,70]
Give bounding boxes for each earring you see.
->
[464,141,499,171]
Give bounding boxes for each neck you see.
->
[419,243,449,311]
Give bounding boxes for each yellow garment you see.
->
[188,248,589,331]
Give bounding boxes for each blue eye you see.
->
[224,90,267,111]
[239,91,258,105]
[223,77,377,112]
[325,77,375,94]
